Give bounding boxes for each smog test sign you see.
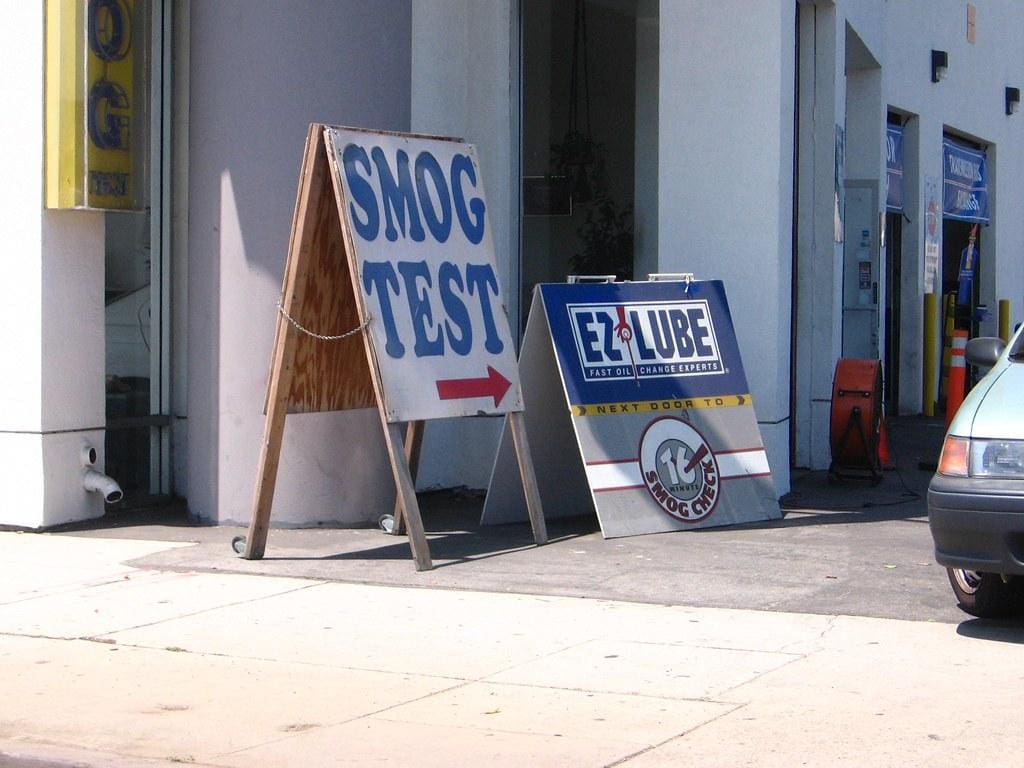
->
[484,280,781,538]
[326,127,522,422]
[244,125,545,570]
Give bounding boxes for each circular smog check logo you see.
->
[639,417,720,522]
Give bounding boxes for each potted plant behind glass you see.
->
[570,193,633,280]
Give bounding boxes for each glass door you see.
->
[104,0,172,506]
[519,0,656,329]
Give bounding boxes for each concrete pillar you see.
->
[0,5,107,527]
[410,0,514,490]
[794,3,844,470]
[185,2,411,525]
[898,117,924,415]
[633,0,659,282]
[657,0,795,495]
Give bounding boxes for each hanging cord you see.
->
[276,301,367,341]
[567,0,592,141]
[875,420,922,504]
[581,0,592,142]
[784,420,922,514]
[569,0,581,135]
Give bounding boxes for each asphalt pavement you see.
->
[56,415,960,623]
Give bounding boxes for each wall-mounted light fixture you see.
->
[931,49,948,83]
[1006,87,1020,115]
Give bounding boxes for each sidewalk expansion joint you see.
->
[602,701,749,767]
[626,637,806,657]
[86,580,332,641]
[1,630,83,642]
[713,651,809,701]
[84,638,479,682]
[476,677,740,706]
[215,678,474,758]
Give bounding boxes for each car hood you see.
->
[960,364,1024,440]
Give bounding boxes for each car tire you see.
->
[947,568,1019,618]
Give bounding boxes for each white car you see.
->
[928,323,1024,618]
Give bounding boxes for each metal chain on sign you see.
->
[276,301,368,341]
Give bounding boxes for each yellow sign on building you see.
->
[46,0,144,210]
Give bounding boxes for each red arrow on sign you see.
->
[435,366,512,407]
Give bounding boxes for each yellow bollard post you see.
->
[924,292,937,417]
[998,298,1010,342]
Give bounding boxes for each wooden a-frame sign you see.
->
[243,124,546,571]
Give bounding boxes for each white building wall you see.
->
[841,0,885,60]
[186,1,412,525]
[883,0,1024,330]
[1,2,45,438]
[171,0,191,499]
[0,4,105,528]
[188,0,1021,517]
[793,0,1024,466]
[794,2,841,470]
[633,0,660,282]
[407,0,1024,501]
[409,0,515,491]
[658,0,795,496]
[13,1,1024,529]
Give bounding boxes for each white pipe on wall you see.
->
[80,444,98,467]
[83,469,124,504]
[80,443,123,504]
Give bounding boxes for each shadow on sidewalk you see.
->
[50,416,943,563]
[45,497,199,533]
[956,618,1024,641]
[776,414,943,524]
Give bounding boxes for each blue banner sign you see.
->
[943,138,989,223]
[539,281,750,408]
[957,232,979,306]
[885,125,903,212]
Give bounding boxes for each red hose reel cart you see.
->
[829,358,883,484]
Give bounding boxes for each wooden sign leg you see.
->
[389,420,424,536]
[244,326,297,560]
[380,417,433,571]
[243,124,329,559]
[508,411,548,545]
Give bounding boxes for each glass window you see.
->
[519,0,657,328]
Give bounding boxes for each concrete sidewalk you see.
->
[3,530,1024,768]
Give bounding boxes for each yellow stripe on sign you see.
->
[571,394,752,417]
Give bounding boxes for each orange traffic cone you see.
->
[877,416,894,470]
[946,330,968,428]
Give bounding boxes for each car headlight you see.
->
[938,436,969,477]
[970,439,1024,478]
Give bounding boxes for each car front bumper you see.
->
[928,475,1024,575]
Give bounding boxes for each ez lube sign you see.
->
[568,300,724,382]
[326,128,523,423]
